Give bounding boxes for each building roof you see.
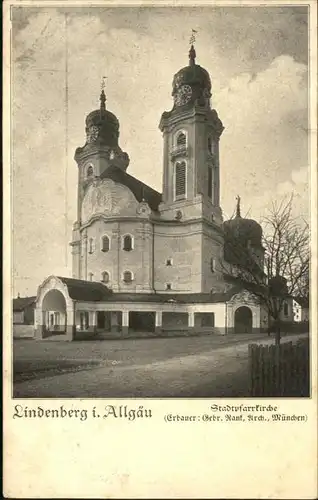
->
[293,296,310,308]
[13,296,36,311]
[100,165,162,211]
[57,277,112,302]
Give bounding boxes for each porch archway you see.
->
[42,289,67,335]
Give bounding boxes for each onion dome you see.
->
[84,90,119,148]
[172,44,212,101]
[268,276,288,296]
[75,87,130,170]
[223,196,263,246]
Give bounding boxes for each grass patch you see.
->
[14,359,103,383]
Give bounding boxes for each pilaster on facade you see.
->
[188,311,195,328]
[122,310,129,335]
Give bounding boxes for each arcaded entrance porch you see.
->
[33,278,264,341]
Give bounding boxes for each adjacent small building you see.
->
[293,297,310,323]
[13,295,36,325]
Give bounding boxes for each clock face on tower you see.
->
[86,125,99,143]
[175,85,192,106]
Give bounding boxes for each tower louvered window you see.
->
[208,166,212,199]
[175,161,186,199]
[176,132,186,147]
[87,165,94,177]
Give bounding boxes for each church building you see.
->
[35,43,268,340]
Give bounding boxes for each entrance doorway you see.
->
[129,311,155,332]
[234,306,253,333]
[97,311,111,331]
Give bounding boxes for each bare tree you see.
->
[294,264,310,301]
[222,195,309,345]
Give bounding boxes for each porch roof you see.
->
[101,290,239,304]
[65,285,241,304]
[55,276,242,304]
[57,277,112,302]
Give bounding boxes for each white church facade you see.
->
[35,44,268,340]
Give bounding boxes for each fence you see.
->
[248,338,310,397]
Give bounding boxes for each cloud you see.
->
[217,55,308,221]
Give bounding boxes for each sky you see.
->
[11,4,310,296]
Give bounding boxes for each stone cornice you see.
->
[74,145,113,163]
[78,212,225,238]
[159,106,208,131]
[80,214,153,231]
[153,216,224,234]
[159,106,224,137]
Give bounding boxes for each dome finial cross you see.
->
[100,76,107,111]
[189,29,198,66]
[236,195,241,218]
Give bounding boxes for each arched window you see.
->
[176,131,187,147]
[208,137,216,155]
[210,258,216,273]
[101,235,110,252]
[101,271,110,283]
[88,272,94,281]
[208,137,212,154]
[87,165,94,177]
[123,270,133,283]
[208,166,213,199]
[284,302,289,316]
[175,161,186,199]
[123,234,133,251]
[88,237,94,254]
